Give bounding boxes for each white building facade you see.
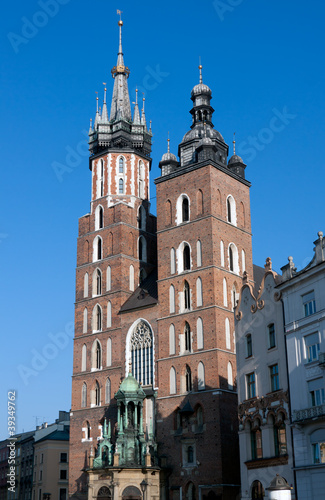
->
[278,231,325,500]
[235,259,295,500]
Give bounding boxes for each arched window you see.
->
[93,236,102,261]
[138,160,145,198]
[83,308,88,334]
[227,362,233,390]
[84,239,89,263]
[197,317,203,349]
[169,285,175,314]
[81,383,87,408]
[95,381,100,406]
[176,194,190,224]
[138,236,147,262]
[182,197,189,222]
[225,318,231,349]
[220,240,225,267]
[166,199,172,226]
[169,324,176,355]
[240,201,245,227]
[197,240,202,267]
[93,305,102,332]
[185,322,192,352]
[106,266,111,291]
[95,205,104,230]
[138,205,146,230]
[184,281,190,310]
[196,189,203,215]
[227,195,236,225]
[196,277,203,307]
[170,367,176,394]
[198,362,205,390]
[223,278,228,307]
[107,301,112,328]
[92,268,102,296]
[185,365,192,392]
[251,422,263,460]
[139,268,147,284]
[84,273,89,298]
[242,249,246,273]
[105,378,111,404]
[107,338,112,367]
[92,341,102,369]
[119,178,124,194]
[187,446,194,464]
[119,156,124,173]
[108,232,113,254]
[129,320,153,386]
[129,265,134,291]
[81,344,87,372]
[86,421,91,440]
[97,160,104,198]
[170,248,176,274]
[231,284,239,311]
[228,243,239,274]
[274,417,287,456]
[183,244,191,271]
[251,480,264,500]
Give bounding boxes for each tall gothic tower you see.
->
[69,19,253,500]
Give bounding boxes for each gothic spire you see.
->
[101,83,108,123]
[94,94,100,129]
[141,96,147,130]
[110,17,132,122]
[133,88,141,124]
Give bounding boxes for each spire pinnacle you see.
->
[141,95,147,130]
[233,132,236,155]
[88,118,93,135]
[132,87,141,124]
[167,131,170,153]
[110,17,131,122]
[94,93,100,128]
[198,63,203,84]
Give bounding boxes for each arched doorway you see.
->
[251,480,264,499]
[122,486,142,500]
[97,486,111,500]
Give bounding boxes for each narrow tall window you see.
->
[170,248,176,274]
[247,372,256,399]
[93,236,102,261]
[170,367,176,394]
[166,199,172,226]
[270,364,279,391]
[185,322,191,352]
[95,341,101,369]
[81,383,87,408]
[169,324,176,355]
[182,197,189,222]
[93,305,102,332]
[197,240,202,267]
[196,189,203,215]
[138,236,147,262]
[227,362,233,390]
[105,378,111,404]
[95,269,102,296]
[107,301,112,328]
[84,273,89,298]
[220,240,225,267]
[196,277,203,307]
[184,281,190,310]
[107,338,112,367]
[81,344,87,372]
[95,382,100,406]
[138,205,146,230]
[197,317,203,349]
[251,424,263,460]
[100,161,104,196]
[183,244,190,270]
[268,323,276,349]
[198,362,205,390]
[225,318,231,349]
[228,243,239,273]
[129,320,153,386]
[106,266,111,291]
[227,197,232,222]
[129,265,134,291]
[185,365,192,392]
[95,205,104,230]
[223,278,228,307]
[119,157,124,173]
[229,246,234,271]
[246,334,252,357]
[226,195,236,225]
[83,308,88,334]
[274,421,287,456]
[169,285,175,314]
[241,249,246,272]
[305,333,320,362]
[119,178,124,194]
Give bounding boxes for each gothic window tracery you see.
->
[130,321,153,386]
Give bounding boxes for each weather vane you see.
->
[117,9,122,21]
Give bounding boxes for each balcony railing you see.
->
[293,403,325,422]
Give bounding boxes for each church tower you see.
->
[154,67,253,500]
[69,19,159,500]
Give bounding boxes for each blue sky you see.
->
[1,0,324,438]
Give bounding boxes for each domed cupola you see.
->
[178,65,229,168]
[228,134,246,179]
[159,134,179,176]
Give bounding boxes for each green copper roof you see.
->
[119,372,144,394]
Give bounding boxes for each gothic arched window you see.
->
[95,381,100,406]
[185,365,192,392]
[81,383,87,408]
[129,321,153,386]
[182,197,189,222]
[185,322,192,352]
[119,178,124,194]
[184,281,190,310]
[183,244,191,270]
[119,157,124,173]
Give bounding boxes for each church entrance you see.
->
[122,486,142,500]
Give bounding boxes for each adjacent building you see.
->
[235,260,294,499]
[69,18,254,500]
[278,231,325,499]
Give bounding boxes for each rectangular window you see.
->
[251,429,262,460]
[246,334,252,357]
[38,490,42,500]
[270,364,279,392]
[60,453,68,463]
[303,291,316,317]
[246,372,256,399]
[39,470,42,481]
[268,323,276,349]
[305,333,320,362]
[274,424,287,456]
[59,489,67,500]
[313,442,325,464]
[60,470,67,480]
[40,453,43,464]
[310,388,325,407]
